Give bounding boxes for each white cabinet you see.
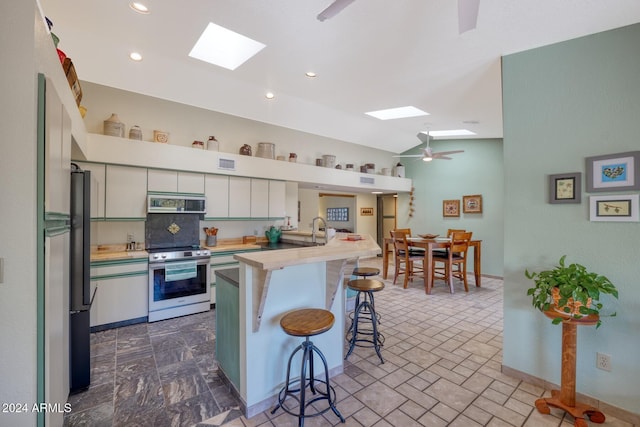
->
[250,179,269,218]
[148,169,205,194]
[229,176,251,217]
[205,174,230,218]
[148,169,176,193]
[44,79,71,215]
[268,180,286,218]
[90,260,148,327]
[74,162,106,219]
[105,165,147,219]
[178,172,204,193]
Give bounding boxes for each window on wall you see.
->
[327,207,349,221]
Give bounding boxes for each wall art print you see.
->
[443,199,460,217]
[462,194,483,213]
[548,172,581,204]
[589,194,639,222]
[585,151,640,192]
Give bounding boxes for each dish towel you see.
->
[165,261,197,282]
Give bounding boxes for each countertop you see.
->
[90,242,261,262]
[234,233,380,270]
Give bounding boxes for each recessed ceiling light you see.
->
[129,2,150,14]
[265,92,275,99]
[372,191,383,194]
[428,129,476,137]
[189,22,266,71]
[129,52,143,61]
[365,106,429,120]
[305,72,317,78]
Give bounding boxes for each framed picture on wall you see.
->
[585,151,640,192]
[548,172,581,204]
[462,194,483,213]
[589,194,639,222]
[442,199,460,217]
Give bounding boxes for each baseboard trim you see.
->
[502,365,639,425]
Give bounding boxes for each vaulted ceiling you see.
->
[42,0,640,153]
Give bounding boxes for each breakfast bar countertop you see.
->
[234,233,380,270]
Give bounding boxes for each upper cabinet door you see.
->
[44,79,71,216]
[178,172,205,194]
[268,180,286,218]
[105,165,147,219]
[250,179,269,218]
[148,169,177,193]
[73,162,106,219]
[228,177,251,218]
[205,175,229,218]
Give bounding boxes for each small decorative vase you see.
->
[239,144,252,156]
[153,130,169,143]
[289,153,297,162]
[129,125,142,140]
[104,113,125,137]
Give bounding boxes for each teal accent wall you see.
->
[398,138,504,277]
[502,23,640,414]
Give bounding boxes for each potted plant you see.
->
[525,255,618,328]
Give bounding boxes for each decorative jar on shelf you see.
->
[104,113,125,137]
[128,125,142,140]
[207,136,219,151]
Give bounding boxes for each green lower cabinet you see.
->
[215,268,240,390]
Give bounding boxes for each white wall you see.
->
[0,4,39,425]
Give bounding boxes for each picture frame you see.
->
[360,207,374,216]
[443,199,460,217]
[589,194,639,222]
[548,172,581,204]
[462,194,483,213]
[585,151,640,192]
[326,207,349,221]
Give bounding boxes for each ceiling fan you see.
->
[393,132,465,162]
[317,0,480,33]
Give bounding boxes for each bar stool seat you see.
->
[272,308,345,426]
[345,279,385,364]
[352,267,380,278]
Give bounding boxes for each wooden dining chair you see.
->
[390,230,424,289]
[391,228,425,254]
[432,231,473,293]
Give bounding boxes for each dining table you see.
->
[382,236,482,294]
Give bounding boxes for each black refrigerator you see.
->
[69,164,93,393]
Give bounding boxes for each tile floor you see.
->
[64,258,633,427]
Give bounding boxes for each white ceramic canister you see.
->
[207,136,219,151]
[104,113,125,137]
[322,155,336,168]
[256,142,275,159]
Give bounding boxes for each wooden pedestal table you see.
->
[535,310,605,427]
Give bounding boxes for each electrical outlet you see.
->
[596,352,611,371]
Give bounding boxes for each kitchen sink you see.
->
[259,241,325,251]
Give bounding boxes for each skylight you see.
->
[365,106,429,120]
[189,23,265,71]
[428,129,476,137]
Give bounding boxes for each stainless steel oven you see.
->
[147,248,211,322]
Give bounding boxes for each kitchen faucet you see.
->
[311,216,327,245]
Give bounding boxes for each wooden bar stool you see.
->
[345,279,385,364]
[350,266,382,322]
[271,308,345,426]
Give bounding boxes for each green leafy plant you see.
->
[525,255,618,328]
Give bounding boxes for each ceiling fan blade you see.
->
[434,156,453,160]
[317,0,356,22]
[433,150,465,156]
[458,0,480,34]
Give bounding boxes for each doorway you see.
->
[376,194,397,250]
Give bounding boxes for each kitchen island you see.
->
[221,234,380,417]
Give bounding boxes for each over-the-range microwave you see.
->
[147,194,206,213]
